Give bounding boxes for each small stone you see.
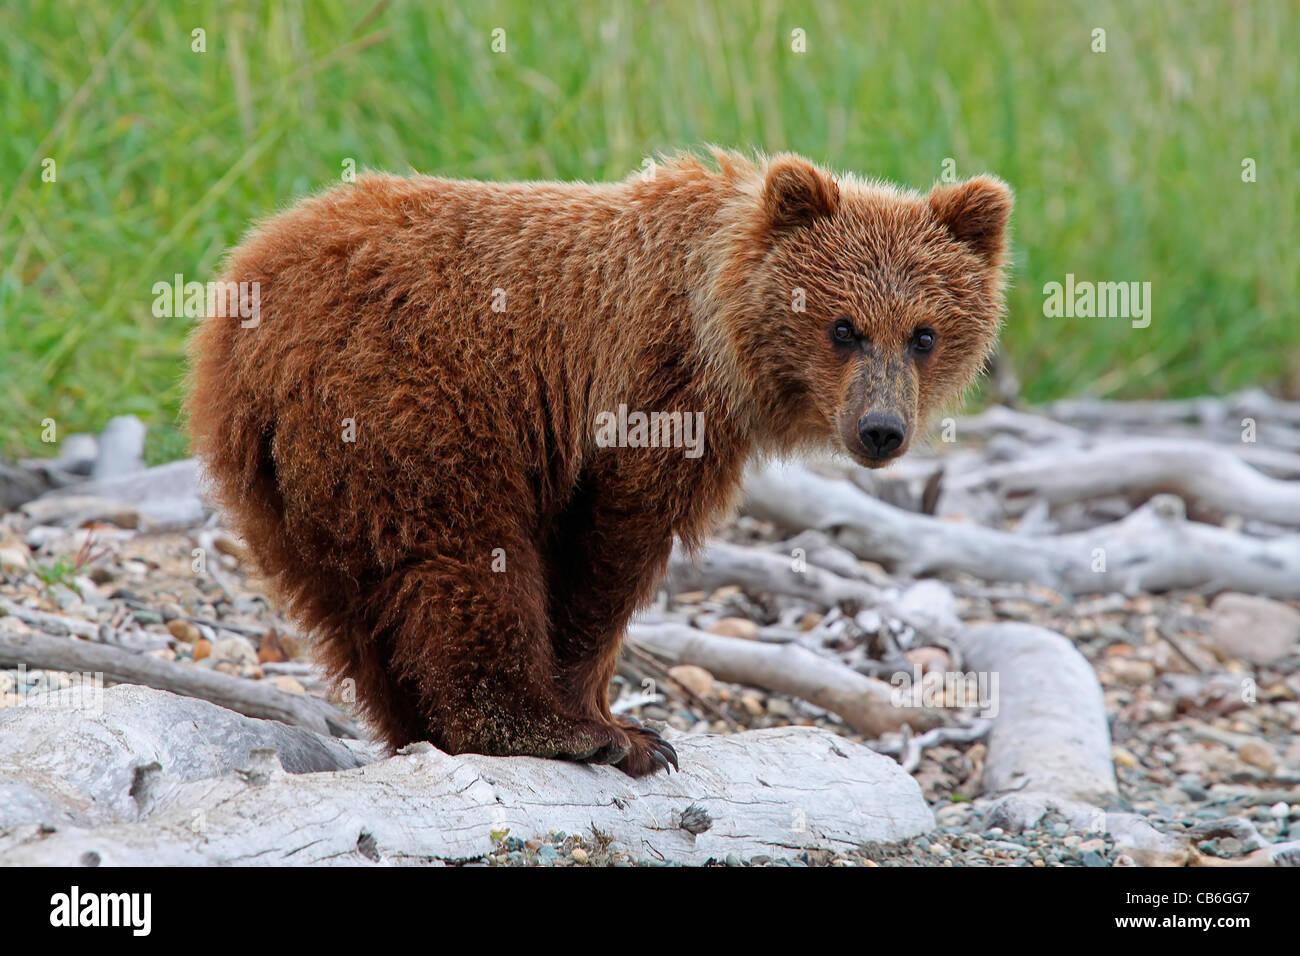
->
[1207,592,1300,665]
[1111,746,1140,769]
[1238,741,1277,772]
[268,675,306,694]
[936,804,972,827]
[708,617,759,640]
[667,664,715,698]
[211,636,258,666]
[738,694,764,716]
[1113,854,1137,867]
[166,619,201,643]
[0,536,30,574]
[765,698,795,719]
[904,646,950,675]
[1107,658,1156,684]
[797,612,822,631]
[192,637,212,661]
[1080,850,1108,867]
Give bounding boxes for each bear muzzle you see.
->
[848,410,908,466]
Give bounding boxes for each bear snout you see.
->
[857,411,907,461]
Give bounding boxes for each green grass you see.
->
[2,0,1295,462]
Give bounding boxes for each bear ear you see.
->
[763,157,840,231]
[929,175,1012,265]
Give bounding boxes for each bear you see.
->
[186,150,1011,777]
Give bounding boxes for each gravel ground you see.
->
[2,496,1298,867]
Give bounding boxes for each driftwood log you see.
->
[0,686,934,865]
[0,625,358,738]
[937,437,1300,525]
[744,461,1300,598]
[629,621,946,735]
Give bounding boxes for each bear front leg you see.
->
[546,465,682,777]
[368,527,631,765]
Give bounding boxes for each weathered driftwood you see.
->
[628,621,946,735]
[0,686,934,865]
[0,685,372,831]
[665,539,876,607]
[743,462,1300,598]
[956,404,1088,444]
[19,458,206,530]
[664,539,959,644]
[1046,389,1300,430]
[956,402,1300,475]
[956,623,1118,804]
[938,437,1300,525]
[0,598,99,639]
[0,626,358,738]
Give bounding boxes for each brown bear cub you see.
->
[187,151,1011,776]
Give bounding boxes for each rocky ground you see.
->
[3,508,1296,866]
[2,405,1299,866]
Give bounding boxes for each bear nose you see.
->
[858,412,906,457]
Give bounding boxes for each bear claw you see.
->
[614,722,679,776]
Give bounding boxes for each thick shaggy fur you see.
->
[186,151,1011,776]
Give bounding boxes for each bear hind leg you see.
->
[371,550,632,764]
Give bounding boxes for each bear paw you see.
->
[613,721,679,777]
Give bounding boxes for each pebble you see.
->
[667,664,715,698]
[708,617,759,640]
[1238,741,1278,772]
[211,636,258,667]
[1111,746,1140,768]
[267,675,306,694]
[1207,592,1300,665]
[166,619,201,643]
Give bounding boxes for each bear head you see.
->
[705,154,1012,468]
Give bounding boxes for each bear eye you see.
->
[912,328,936,353]
[832,318,856,344]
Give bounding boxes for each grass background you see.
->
[2,0,1295,463]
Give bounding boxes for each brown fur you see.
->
[185,150,1011,776]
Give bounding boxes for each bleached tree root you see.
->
[628,621,946,735]
[938,437,1300,525]
[0,626,358,738]
[743,462,1300,598]
[0,686,934,865]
